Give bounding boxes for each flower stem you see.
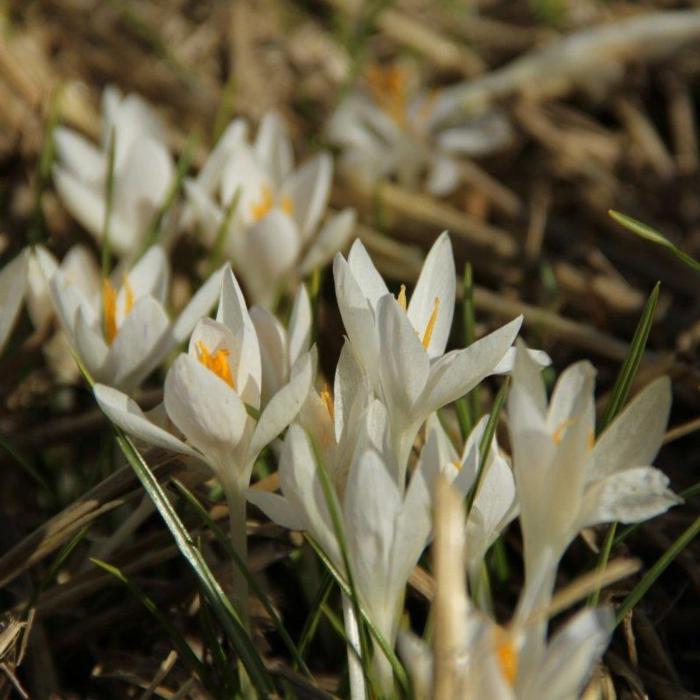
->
[223,478,249,630]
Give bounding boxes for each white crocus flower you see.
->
[333,232,525,473]
[0,249,29,355]
[326,63,513,196]
[94,266,313,620]
[184,112,356,306]
[399,604,614,700]
[421,415,517,578]
[53,86,174,255]
[49,244,223,392]
[247,406,437,695]
[508,346,682,635]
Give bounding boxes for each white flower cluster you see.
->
[0,87,681,699]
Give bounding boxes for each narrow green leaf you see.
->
[615,511,700,625]
[455,262,479,440]
[600,283,660,433]
[609,210,700,274]
[91,558,211,686]
[101,127,117,278]
[465,377,510,516]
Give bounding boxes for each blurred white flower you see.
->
[326,63,513,196]
[399,603,614,700]
[333,232,525,472]
[50,245,222,391]
[184,112,356,306]
[0,249,29,355]
[53,86,174,255]
[508,346,682,628]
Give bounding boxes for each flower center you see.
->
[250,184,294,221]
[495,629,518,687]
[366,64,408,128]
[102,276,135,345]
[196,340,236,389]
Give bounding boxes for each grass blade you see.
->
[600,282,660,433]
[101,127,117,278]
[207,186,241,275]
[455,262,479,440]
[297,570,335,663]
[609,210,700,274]
[615,512,700,625]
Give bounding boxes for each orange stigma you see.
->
[366,64,408,127]
[251,184,274,221]
[123,275,135,315]
[421,297,440,349]
[396,284,407,311]
[196,341,236,389]
[495,629,518,687]
[102,278,118,345]
[552,418,575,445]
[320,385,334,420]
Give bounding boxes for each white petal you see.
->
[406,232,455,359]
[423,316,523,415]
[579,466,682,527]
[26,245,58,329]
[288,285,312,368]
[546,361,596,434]
[254,111,294,185]
[53,127,104,184]
[283,152,332,240]
[171,265,226,344]
[250,352,313,459]
[183,179,224,243]
[522,608,613,700]
[164,354,249,475]
[376,295,430,416]
[197,118,249,195]
[250,305,288,403]
[425,155,461,196]
[60,246,102,306]
[74,306,109,378]
[94,383,198,458]
[118,245,169,317]
[220,145,270,219]
[333,339,370,444]
[507,341,548,437]
[346,239,390,309]
[53,166,106,240]
[492,347,551,374]
[299,208,356,276]
[216,266,262,408]
[0,250,29,354]
[333,254,380,384]
[244,489,305,530]
[590,377,672,480]
[105,296,170,390]
[236,210,301,305]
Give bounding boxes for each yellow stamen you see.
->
[102,278,118,345]
[396,284,407,311]
[421,297,440,349]
[451,459,462,471]
[281,195,294,216]
[123,275,135,315]
[320,385,334,420]
[366,64,408,127]
[196,340,236,389]
[251,184,274,221]
[495,630,518,687]
[552,418,575,445]
[587,430,595,450]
